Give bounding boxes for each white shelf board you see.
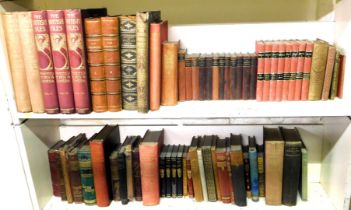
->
[43,183,335,210]
[16,99,351,120]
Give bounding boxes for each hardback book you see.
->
[262,41,272,101]
[47,10,75,113]
[337,54,345,98]
[269,42,279,101]
[84,17,107,112]
[197,137,208,201]
[189,137,203,201]
[16,12,45,113]
[202,135,217,201]
[176,145,185,197]
[48,140,66,197]
[125,136,141,201]
[216,138,232,203]
[242,145,251,198]
[248,136,259,201]
[64,9,91,114]
[90,125,121,207]
[182,146,189,197]
[282,42,292,101]
[161,41,179,106]
[149,20,168,110]
[171,145,179,198]
[264,127,284,205]
[132,137,143,201]
[294,41,307,100]
[191,54,200,100]
[250,54,258,99]
[136,11,161,113]
[224,54,232,100]
[287,41,299,101]
[234,54,243,100]
[226,137,234,203]
[281,127,302,206]
[230,134,247,206]
[198,55,206,100]
[186,151,194,198]
[211,135,221,200]
[165,144,174,198]
[275,42,286,101]
[242,54,251,100]
[218,54,225,100]
[255,41,265,101]
[321,45,336,100]
[101,16,122,112]
[159,145,168,197]
[118,137,131,205]
[178,49,187,101]
[330,51,341,99]
[205,55,213,100]
[185,54,193,100]
[301,41,314,100]
[212,54,220,100]
[308,39,330,100]
[109,145,121,201]
[139,129,164,205]
[120,15,137,110]
[257,144,265,197]
[299,139,308,201]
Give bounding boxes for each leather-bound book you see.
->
[211,135,221,200]
[139,129,164,205]
[205,55,213,100]
[120,15,137,110]
[255,41,265,101]
[109,145,121,201]
[337,54,345,98]
[287,41,299,100]
[150,20,168,110]
[118,137,130,205]
[90,125,121,207]
[2,13,31,112]
[250,54,258,99]
[136,11,161,113]
[161,41,179,106]
[171,145,179,198]
[264,127,284,205]
[16,12,45,113]
[294,41,307,100]
[132,137,143,201]
[299,140,308,201]
[242,54,251,100]
[301,41,314,100]
[47,10,75,113]
[182,146,189,197]
[225,138,234,203]
[230,134,246,206]
[48,140,66,197]
[242,145,251,198]
[197,137,208,201]
[282,42,292,101]
[101,16,122,112]
[321,45,336,100]
[248,136,259,201]
[202,136,217,201]
[281,127,302,206]
[275,42,286,101]
[185,54,193,100]
[64,9,91,114]
[125,136,140,201]
[176,145,185,197]
[84,18,107,112]
[165,144,174,198]
[178,49,187,101]
[186,152,194,198]
[262,41,272,101]
[189,137,203,201]
[329,51,341,99]
[216,138,231,203]
[308,39,329,100]
[159,145,168,197]
[212,54,220,100]
[224,54,232,100]
[269,42,279,101]
[191,54,200,100]
[257,144,265,197]
[218,54,226,100]
[198,55,206,100]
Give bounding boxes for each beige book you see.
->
[321,45,336,100]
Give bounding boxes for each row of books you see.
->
[256,39,345,101]
[48,125,308,207]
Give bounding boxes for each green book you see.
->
[202,135,217,201]
[299,140,308,201]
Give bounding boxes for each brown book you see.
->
[212,54,220,100]
[219,54,225,100]
[186,152,194,198]
[101,16,122,112]
[2,13,32,112]
[191,54,200,100]
[308,39,330,100]
[189,137,203,202]
[132,137,143,201]
[182,146,189,197]
[84,18,107,112]
[17,12,45,113]
[216,138,232,203]
[198,55,206,101]
[321,45,336,100]
[205,55,213,100]
[178,48,187,101]
[330,51,341,99]
[224,54,232,100]
[211,135,221,200]
[185,54,193,100]
[109,145,121,201]
[149,20,168,111]
[250,54,258,99]
[125,136,140,201]
[242,54,251,100]
[337,54,345,98]
[48,140,66,197]
[161,41,179,106]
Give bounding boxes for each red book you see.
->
[186,153,194,198]
[337,54,346,99]
[64,9,91,114]
[32,11,60,114]
[255,41,265,101]
[287,41,299,100]
[269,42,279,101]
[48,140,65,197]
[47,10,75,113]
[275,42,286,101]
[301,41,314,100]
[282,42,292,100]
[294,41,307,100]
[262,41,272,101]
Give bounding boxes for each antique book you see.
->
[262,41,272,101]
[226,138,234,203]
[212,54,220,100]
[165,145,174,197]
[136,11,161,113]
[301,41,314,100]
[242,145,251,198]
[257,144,265,197]
[84,18,107,112]
[255,41,265,101]
[242,54,251,100]
[230,134,246,206]
[287,41,299,101]
[299,140,308,201]
[337,54,345,98]
[189,137,203,201]
[176,145,185,197]
[248,136,259,201]
[282,42,292,101]
[48,140,66,197]
[159,145,168,198]
[17,12,44,113]
[118,137,130,205]
[330,51,341,99]
[308,39,330,100]
[269,42,279,101]
[171,145,179,198]
[3,12,32,112]
[211,135,221,200]
[90,125,121,207]
[205,55,213,100]
[64,9,91,114]
[125,136,140,201]
[47,10,75,113]
[132,137,143,201]
[250,55,258,99]
[186,152,194,198]
[281,127,302,206]
[185,54,193,100]
[139,129,164,205]
[202,136,217,201]
[149,20,168,110]
[182,146,189,197]
[178,49,187,101]
[197,137,208,201]
[218,54,225,100]
[224,54,232,100]
[275,42,286,101]
[161,41,179,105]
[216,138,231,203]
[294,41,307,100]
[321,45,336,100]
[191,54,200,100]
[234,54,243,99]
[198,55,206,100]
[264,127,284,205]
[109,145,121,201]
[101,16,122,112]
[120,15,137,110]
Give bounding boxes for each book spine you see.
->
[249,147,259,201]
[287,41,299,100]
[120,16,137,110]
[202,147,217,201]
[233,55,243,99]
[242,55,251,100]
[211,148,221,200]
[230,150,247,206]
[133,149,142,201]
[166,154,172,198]
[262,42,272,101]
[171,153,177,198]
[257,149,265,197]
[191,56,200,100]
[212,56,220,100]
[109,155,120,201]
[101,16,122,111]
[337,54,345,98]
[125,148,134,201]
[17,12,45,113]
[189,149,203,201]
[57,153,67,200]
[178,50,187,101]
[198,56,206,100]
[47,10,75,113]
[182,154,188,196]
[329,51,341,99]
[78,149,96,205]
[269,42,279,101]
[250,55,258,99]
[216,151,231,203]
[177,153,183,197]
[197,149,208,201]
[294,41,307,100]
[185,56,193,100]
[161,42,179,105]
[205,56,213,100]
[118,152,128,204]
[282,42,292,100]
[186,154,195,198]
[226,149,234,203]
[68,153,83,203]
[299,148,308,201]
[243,149,251,198]
[275,43,286,101]
[48,151,61,196]
[256,41,265,101]
[321,46,336,100]
[224,56,232,100]
[301,42,313,100]
[159,154,166,197]
[139,144,160,205]
[230,55,237,99]
[60,150,73,203]
[219,56,225,100]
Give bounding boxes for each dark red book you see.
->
[186,153,194,198]
[48,140,66,197]
[242,55,251,100]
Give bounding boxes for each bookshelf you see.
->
[1,1,351,210]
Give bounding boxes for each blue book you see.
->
[249,136,259,201]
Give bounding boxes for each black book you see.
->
[171,145,180,198]
[205,56,213,100]
[176,145,185,197]
[250,55,258,99]
[132,136,142,201]
[118,137,131,205]
[165,145,174,197]
[199,55,207,100]
[242,144,251,198]
[159,145,169,197]
[218,54,225,100]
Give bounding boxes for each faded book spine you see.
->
[218,55,225,100]
[242,55,251,100]
[282,42,292,101]
[133,148,142,201]
[60,149,73,203]
[257,145,265,197]
[186,154,194,198]
[189,149,203,201]
[321,46,336,100]
[224,55,232,100]
[178,49,187,101]
[191,55,200,100]
[250,55,258,99]
[125,147,134,201]
[199,56,206,100]
[197,148,208,201]
[68,152,83,203]
[109,154,120,201]
[185,55,193,100]
[301,42,314,100]
[48,150,61,197]
[161,42,179,105]
[249,146,259,201]
[329,51,341,100]
[212,55,220,100]
[202,147,217,201]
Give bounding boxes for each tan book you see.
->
[330,51,341,99]
[189,137,203,202]
[321,45,336,100]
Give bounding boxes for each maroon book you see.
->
[242,55,251,100]
[133,145,142,201]
[47,10,75,114]
[48,140,65,197]
[64,9,91,114]
[32,11,60,114]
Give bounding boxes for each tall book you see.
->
[321,45,336,100]
[216,138,232,203]
[182,146,189,197]
[47,10,75,113]
[248,136,259,201]
[202,136,217,201]
[64,9,91,114]
[257,144,265,197]
[269,42,279,101]
[90,125,121,207]
[299,139,308,201]
[132,137,143,201]
[125,136,140,201]
[17,12,45,113]
[281,127,302,206]
[109,145,121,201]
[191,54,200,100]
[330,51,341,99]
[301,41,314,100]
[149,20,168,110]
[120,15,137,110]
[294,41,306,100]
[165,144,174,198]
[171,145,179,197]
[159,145,168,197]
[189,137,203,201]
[48,140,66,197]
[178,49,187,101]
[264,127,284,205]
[139,129,164,205]
[197,137,208,201]
[211,135,221,200]
[212,54,220,100]
[118,137,131,204]
[185,54,193,100]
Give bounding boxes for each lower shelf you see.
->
[43,183,335,210]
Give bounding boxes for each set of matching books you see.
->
[48,126,308,207]
[256,39,345,101]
